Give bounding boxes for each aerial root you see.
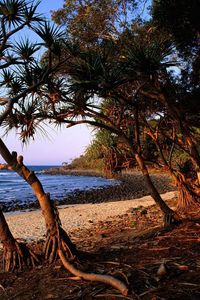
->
[164,210,182,226]
[176,183,200,214]
[58,249,129,297]
[3,241,40,272]
[44,227,76,264]
[176,195,200,214]
[44,234,57,263]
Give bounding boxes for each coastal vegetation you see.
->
[0,0,200,298]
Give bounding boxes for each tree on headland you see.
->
[9,33,179,225]
[0,3,189,228]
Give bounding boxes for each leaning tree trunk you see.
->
[134,153,180,225]
[0,138,77,263]
[133,108,180,226]
[0,209,39,271]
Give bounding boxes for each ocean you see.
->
[0,166,117,210]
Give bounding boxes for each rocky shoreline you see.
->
[0,170,176,213]
[43,167,104,177]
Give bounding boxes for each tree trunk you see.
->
[134,153,180,225]
[0,138,76,262]
[166,167,199,213]
[133,107,179,226]
[0,209,39,271]
[175,177,200,213]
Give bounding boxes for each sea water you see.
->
[0,166,117,209]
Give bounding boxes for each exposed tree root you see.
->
[163,210,182,227]
[3,241,40,272]
[176,185,200,216]
[58,249,129,297]
[44,225,77,263]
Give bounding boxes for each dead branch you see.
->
[58,249,129,296]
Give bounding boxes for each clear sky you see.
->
[0,0,93,166]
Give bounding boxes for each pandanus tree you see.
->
[52,0,200,194]
[0,0,78,270]
[118,25,200,212]
[58,34,182,225]
[41,24,199,221]
[0,3,130,295]
[7,37,180,225]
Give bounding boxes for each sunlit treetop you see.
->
[51,0,150,46]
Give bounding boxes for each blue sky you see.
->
[0,0,92,165]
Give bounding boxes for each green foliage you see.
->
[0,0,42,27]
[70,129,119,171]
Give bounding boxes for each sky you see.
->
[0,0,93,166]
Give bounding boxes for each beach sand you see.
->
[3,191,177,244]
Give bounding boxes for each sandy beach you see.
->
[3,191,177,244]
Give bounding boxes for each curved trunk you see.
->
[0,138,76,261]
[151,135,200,212]
[134,153,180,225]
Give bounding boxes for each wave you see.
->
[0,173,12,176]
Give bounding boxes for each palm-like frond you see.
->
[0,68,15,86]
[15,61,47,89]
[123,27,175,77]
[13,38,40,60]
[33,22,65,49]
[0,0,25,27]
[0,0,43,27]
[2,95,46,143]
[23,0,43,25]
[67,43,124,98]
